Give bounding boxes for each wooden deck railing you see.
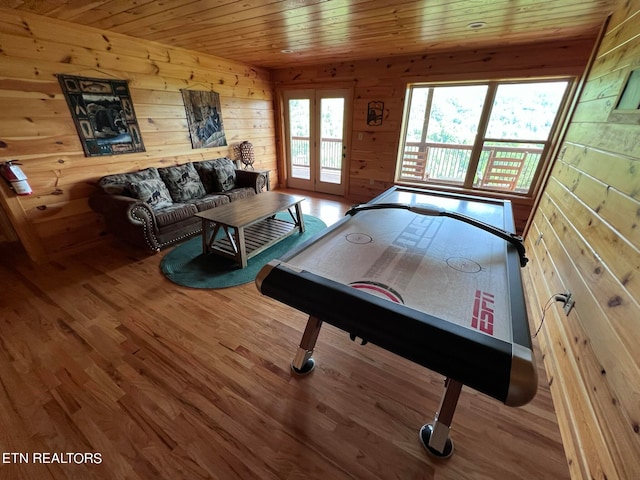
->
[400,141,543,191]
[291,136,342,168]
[290,136,343,183]
[290,137,541,192]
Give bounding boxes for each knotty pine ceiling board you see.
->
[2,0,619,68]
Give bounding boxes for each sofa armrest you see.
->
[89,192,162,251]
[235,169,266,193]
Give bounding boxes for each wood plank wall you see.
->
[0,7,276,262]
[522,1,640,478]
[0,202,18,243]
[272,37,597,233]
[1,4,636,479]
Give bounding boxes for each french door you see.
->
[283,89,350,195]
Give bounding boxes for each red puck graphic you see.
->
[349,281,404,304]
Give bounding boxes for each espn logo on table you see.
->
[471,290,495,336]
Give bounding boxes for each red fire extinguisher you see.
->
[1,161,33,195]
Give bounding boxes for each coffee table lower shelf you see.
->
[209,217,300,267]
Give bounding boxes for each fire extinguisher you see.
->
[1,161,33,195]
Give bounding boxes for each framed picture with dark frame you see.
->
[57,74,145,157]
[367,100,385,126]
[181,89,228,149]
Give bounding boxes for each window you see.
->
[615,67,640,110]
[608,67,640,124]
[397,79,571,195]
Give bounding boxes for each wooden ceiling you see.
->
[3,0,619,69]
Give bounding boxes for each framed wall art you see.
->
[57,74,145,157]
[181,89,228,149]
[367,101,384,126]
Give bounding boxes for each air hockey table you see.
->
[255,186,537,457]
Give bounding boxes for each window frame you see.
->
[395,77,576,199]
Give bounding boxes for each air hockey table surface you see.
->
[255,186,537,456]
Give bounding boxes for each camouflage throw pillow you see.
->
[129,179,173,209]
[158,163,206,202]
[98,167,160,197]
[194,158,237,192]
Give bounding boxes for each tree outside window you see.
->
[397,80,570,195]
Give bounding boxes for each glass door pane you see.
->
[289,98,311,181]
[319,97,345,185]
[283,90,314,191]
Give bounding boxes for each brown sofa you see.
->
[89,157,266,252]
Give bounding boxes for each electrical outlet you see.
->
[563,291,575,315]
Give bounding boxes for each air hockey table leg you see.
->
[291,315,323,375]
[419,378,463,458]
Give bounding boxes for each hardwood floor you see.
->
[0,189,570,480]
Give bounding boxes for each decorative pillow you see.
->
[128,179,173,209]
[194,158,237,193]
[158,162,206,202]
[98,167,160,196]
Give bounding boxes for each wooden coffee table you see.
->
[195,192,306,268]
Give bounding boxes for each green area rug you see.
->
[160,213,326,289]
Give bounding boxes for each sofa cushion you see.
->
[129,179,173,209]
[191,193,231,212]
[194,158,237,193]
[223,187,256,202]
[158,163,206,202]
[153,203,198,227]
[98,167,161,197]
